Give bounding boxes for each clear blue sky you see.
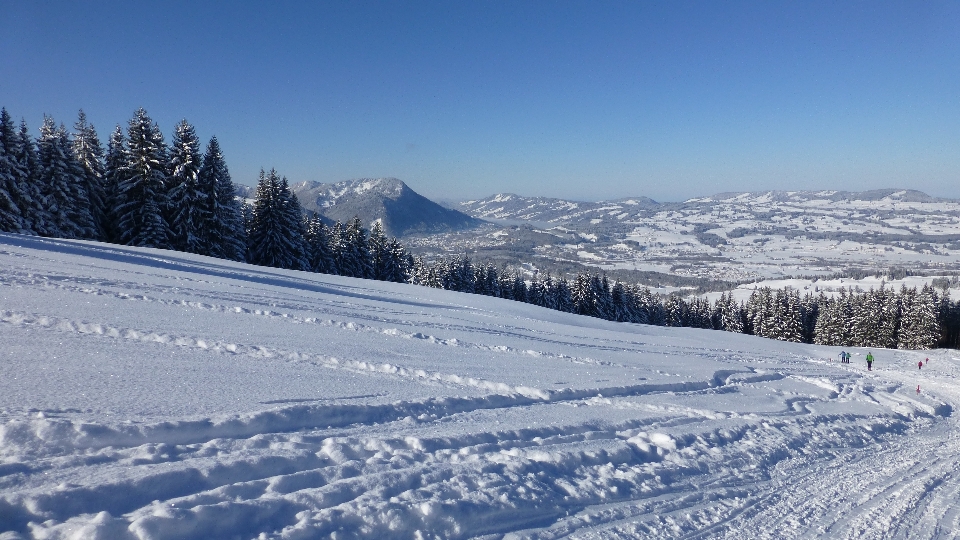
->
[2,1,959,202]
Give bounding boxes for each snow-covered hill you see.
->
[442,189,960,285]
[2,233,958,539]
[458,193,660,224]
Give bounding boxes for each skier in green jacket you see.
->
[866,352,874,371]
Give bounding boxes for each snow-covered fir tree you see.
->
[339,216,372,279]
[305,213,336,274]
[37,116,95,239]
[15,120,45,234]
[247,169,306,270]
[166,120,206,254]
[0,108,27,234]
[898,285,940,350]
[663,294,686,327]
[385,238,412,283]
[368,221,389,280]
[198,136,245,261]
[117,108,170,248]
[72,110,106,240]
[102,126,128,244]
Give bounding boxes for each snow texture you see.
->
[0,233,958,539]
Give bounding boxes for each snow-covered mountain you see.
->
[290,178,482,237]
[1,233,958,538]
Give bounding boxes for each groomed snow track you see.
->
[0,234,958,539]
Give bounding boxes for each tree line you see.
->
[0,106,412,282]
[407,258,957,351]
[2,105,958,351]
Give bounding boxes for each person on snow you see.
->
[866,351,874,371]
[839,351,845,363]
[919,360,923,370]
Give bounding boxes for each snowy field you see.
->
[1,234,959,539]
[451,190,960,283]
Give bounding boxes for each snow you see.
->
[2,233,959,539]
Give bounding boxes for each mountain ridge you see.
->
[240,178,483,237]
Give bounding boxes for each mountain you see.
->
[684,189,942,205]
[290,178,483,237]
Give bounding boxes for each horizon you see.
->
[285,178,951,205]
[4,2,959,202]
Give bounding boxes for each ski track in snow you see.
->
[0,234,958,539]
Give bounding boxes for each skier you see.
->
[866,351,874,371]
[845,351,851,364]
[838,351,845,363]
[919,360,923,370]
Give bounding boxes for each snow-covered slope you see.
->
[1,233,958,539]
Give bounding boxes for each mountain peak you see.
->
[291,178,482,237]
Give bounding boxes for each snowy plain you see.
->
[0,233,958,539]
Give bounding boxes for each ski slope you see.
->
[0,233,958,539]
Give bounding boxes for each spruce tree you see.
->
[167,119,206,253]
[368,221,390,280]
[72,110,107,240]
[247,169,306,270]
[37,116,95,239]
[305,213,336,274]
[117,108,170,248]
[899,285,940,349]
[663,294,686,327]
[15,120,45,234]
[198,136,245,261]
[341,216,372,279]
[0,108,26,233]
[385,238,411,282]
[102,126,128,243]
[572,274,595,316]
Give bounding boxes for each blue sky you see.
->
[2,1,959,202]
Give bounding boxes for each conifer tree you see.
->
[248,169,306,270]
[198,136,245,261]
[510,271,527,302]
[0,108,26,233]
[340,216,371,279]
[166,120,205,253]
[368,221,390,280]
[305,213,336,274]
[72,110,107,240]
[774,288,804,343]
[102,126,128,243]
[663,294,686,327]
[716,293,744,333]
[15,120,45,234]
[899,285,940,349]
[572,274,595,316]
[117,108,170,248]
[276,173,307,269]
[37,116,95,239]
[385,238,411,283]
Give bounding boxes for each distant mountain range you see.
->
[684,189,941,204]
[288,178,482,237]
[454,189,946,225]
